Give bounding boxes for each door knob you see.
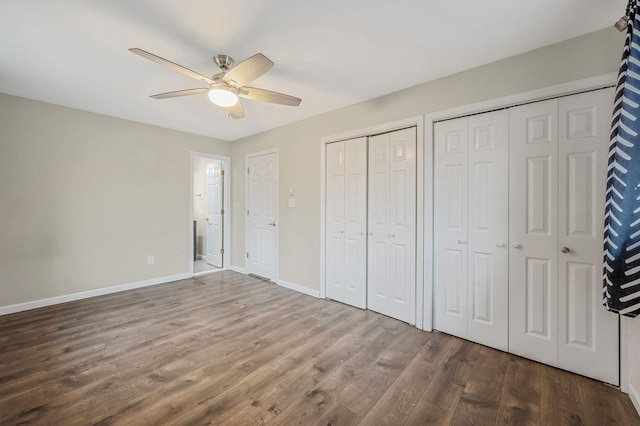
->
[512,243,522,249]
[389,233,396,238]
[268,221,276,226]
[496,242,506,248]
[561,246,571,254]
[358,232,364,235]
[339,230,344,234]
[458,240,467,244]
[368,232,373,236]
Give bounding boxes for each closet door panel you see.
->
[367,128,416,323]
[326,142,346,301]
[434,118,469,337]
[343,137,368,308]
[326,138,367,308]
[388,127,416,323]
[368,136,391,315]
[467,110,509,351]
[509,99,559,366]
[558,89,618,385]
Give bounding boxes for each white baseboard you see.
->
[630,383,640,417]
[229,265,247,274]
[276,279,320,298]
[0,272,191,316]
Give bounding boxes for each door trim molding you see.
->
[189,152,231,276]
[245,148,279,280]
[320,116,424,328]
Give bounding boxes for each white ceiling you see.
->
[0,0,626,141]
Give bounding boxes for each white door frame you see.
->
[320,116,425,328]
[189,151,231,275]
[245,148,279,280]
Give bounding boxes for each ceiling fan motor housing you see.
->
[214,54,234,71]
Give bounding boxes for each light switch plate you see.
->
[288,198,296,208]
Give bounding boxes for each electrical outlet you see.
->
[147,255,154,265]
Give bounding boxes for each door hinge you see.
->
[246,252,249,258]
[247,209,250,216]
[220,248,224,254]
[247,167,250,174]
[220,169,225,176]
[220,209,224,215]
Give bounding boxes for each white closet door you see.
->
[326,141,347,302]
[509,99,559,366]
[557,89,618,385]
[368,127,416,323]
[434,118,469,337]
[343,138,368,308]
[467,110,509,351]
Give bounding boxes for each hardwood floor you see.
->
[0,271,637,425]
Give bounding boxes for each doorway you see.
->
[190,152,231,276]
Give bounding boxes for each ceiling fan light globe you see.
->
[208,87,239,107]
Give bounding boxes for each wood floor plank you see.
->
[0,271,637,425]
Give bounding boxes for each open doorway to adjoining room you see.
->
[190,152,231,276]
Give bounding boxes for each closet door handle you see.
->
[496,242,506,248]
[457,240,467,244]
[339,230,344,234]
[389,233,396,238]
[512,243,522,249]
[357,232,364,235]
[561,246,571,254]
[368,232,373,236]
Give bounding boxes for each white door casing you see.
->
[247,151,278,280]
[557,88,618,384]
[206,160,223,268]
[367,127,416,323]
[326,138,367,308]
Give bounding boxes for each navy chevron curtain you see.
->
[604,0,640,318]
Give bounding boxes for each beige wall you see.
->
[0,94,230,307]
[230,27,624,291]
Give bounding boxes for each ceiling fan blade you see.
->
[130,48,214,85]
[223,54,274,87]
[150,88,209,99]
[238,87,301,106]
[227,100,244,119]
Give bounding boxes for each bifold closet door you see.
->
[434,118,469,337]
[434,111,509,351]
[509,88,619,385]
[368,127,416,324]
[508,98,560,366]
[556,89,618,384]
[325,137,367,309]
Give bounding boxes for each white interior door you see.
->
[247,151,278,280]
[434,118,469,338]
[206,160,223,268]
[467,110,509,351]
[557,88,618,385]
[325,137,367,309]
[509,98,559,366]
[367,127,416,323]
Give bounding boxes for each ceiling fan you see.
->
[129,48,302,119]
